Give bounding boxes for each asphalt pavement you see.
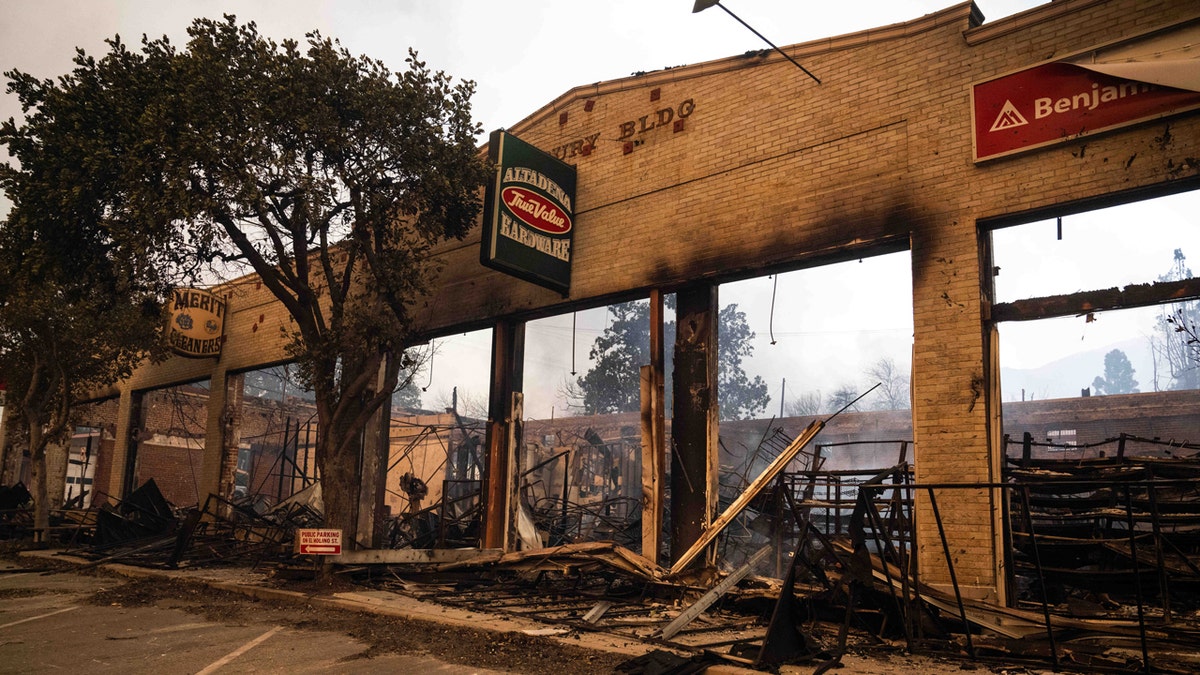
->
[0,555,514,674]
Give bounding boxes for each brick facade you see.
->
[81,1,1199,600]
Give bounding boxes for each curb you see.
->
[17,550,692,664]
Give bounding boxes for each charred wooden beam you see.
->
[641,288,666,564]
[670,283,720,571]
[991,277,1200,323]
[659,544,772,640]
[483,320,524,551]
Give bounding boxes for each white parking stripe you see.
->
[195,625,284,675]
[0,606,79,629]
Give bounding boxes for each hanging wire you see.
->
[570,312,578,376]
[768,274,779,345]
[421,341,435,392]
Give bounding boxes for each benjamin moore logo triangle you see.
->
[990,100,1029,131]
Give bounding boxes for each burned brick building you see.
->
[4,0,1199,613]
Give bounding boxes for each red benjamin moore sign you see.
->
[972,62,1200,162]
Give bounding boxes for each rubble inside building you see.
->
[8,396,1200,674]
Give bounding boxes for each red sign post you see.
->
[296,528,342,556]
[972,62,1200,162]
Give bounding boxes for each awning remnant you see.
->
[1066,22,1200,93]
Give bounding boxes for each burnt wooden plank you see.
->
[991,277,1200,323]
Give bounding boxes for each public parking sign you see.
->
[296,528,342,555]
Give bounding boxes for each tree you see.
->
[573,301,661,416]
[865,356,910,411]
[715,304,770,420]
[571,298,769,420]
[1150,249,1200,391]
[1165,307,1200,376]
[784,390,823,417]
[1,17,488,538]
[1092,348,1139,395]
[392,378,424,412]
[826,385,861,414]
[0,214,167,537]
[1,39,176,534]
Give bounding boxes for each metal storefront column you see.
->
[483,319,525,551]
[670,282,720,570]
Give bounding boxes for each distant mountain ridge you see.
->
[1000,338,1156,402]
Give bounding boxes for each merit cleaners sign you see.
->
[480,130,577,295]
[167,288,227,358]
[972,62,1200,162]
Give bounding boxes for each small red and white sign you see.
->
[972,61,1200,162]
[501,186,572,234]
[296,528,342,555]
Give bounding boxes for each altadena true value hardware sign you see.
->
[480,130,577,295]
[167,288,227,358]
[972,61,1200,162]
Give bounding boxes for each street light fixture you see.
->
[693,0,821,84]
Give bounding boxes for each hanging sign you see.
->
[480,130,577,295]
[972,61,1200,162]
[167,288,227,358]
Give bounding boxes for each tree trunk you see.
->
[316,428,359,545]
[313,408,363,585]
[311,349,399,552]
[0,406,16,485]
[46,439,70,511]
[27,422,49,546]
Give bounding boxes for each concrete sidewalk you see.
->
[13,549,958,674]
[14,549,702,669]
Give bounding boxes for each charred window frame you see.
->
[983,180,1200,326]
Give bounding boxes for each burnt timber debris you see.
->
[8,420,1200,673]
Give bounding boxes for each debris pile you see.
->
[50,479,322,569]
[7,415,1200,672]
[0,482,33,538]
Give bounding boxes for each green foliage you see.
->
[574,300,670,416]
[0,216,167,433]
[0,16,488,533]
[0,31,175,526]
[572,298,769,421]
[1092,348,1139,395]
[0,209,167,531]
[715,303,770,420]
